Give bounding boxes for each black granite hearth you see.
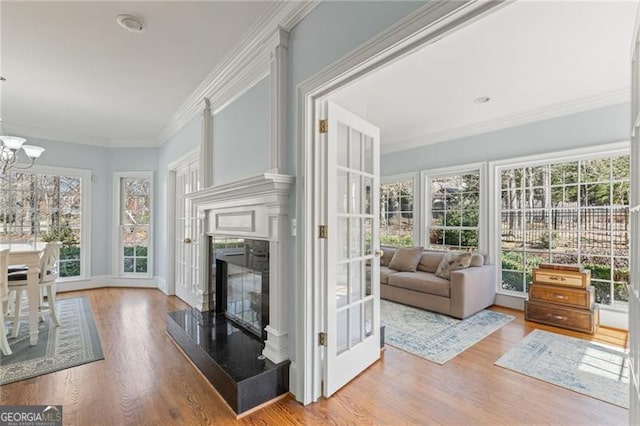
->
[167,308,289,415]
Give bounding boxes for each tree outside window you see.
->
[500,155,630,309]
[428,171,480,251]
[380,179,413,247]
[0,172,83,278]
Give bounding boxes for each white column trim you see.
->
[269,28,289,173]
[201,98,214,188]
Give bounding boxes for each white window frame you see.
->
[380,172,419,247]
[421,162,487,254]
[489,141,630,308]
[0,164,92,282]
[112,171,154,279]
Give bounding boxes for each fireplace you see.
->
[210,237,269,340]
[166,173,294,415]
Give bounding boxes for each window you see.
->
[426,169,481,251]
[0,167,89,279]
[498,154,630,309]
[380,177,414,247]
[114,173,152,277]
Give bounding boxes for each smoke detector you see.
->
[116,14,144,33]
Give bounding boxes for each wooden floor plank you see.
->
[0,288,628,425]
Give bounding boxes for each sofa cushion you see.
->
[388,246,423,272]
[417,251,446,273]
[387,271,451,298]
[435,252,473,279]
[380,247,396,267]
[470,253,484,267]
[380,266,397,284]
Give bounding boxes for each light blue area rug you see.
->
[381,299,514,364]
[1,296,104,385]
[496,329,629,408]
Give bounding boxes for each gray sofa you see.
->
[380,247,496,319]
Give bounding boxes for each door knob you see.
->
[184,237,192,244]
[374,249,384,257]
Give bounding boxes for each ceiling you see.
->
[331,0,638,154]
[0,1,272,147]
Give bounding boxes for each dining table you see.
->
[2,243,43,346]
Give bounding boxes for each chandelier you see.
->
[0,135,45,175]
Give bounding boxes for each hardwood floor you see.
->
[0,288,628,425]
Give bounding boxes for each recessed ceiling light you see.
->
[116,14,144,33]
[474,96,491,104]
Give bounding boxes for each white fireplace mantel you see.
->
[186,171,294,363]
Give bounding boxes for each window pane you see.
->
[499,154,629,305]
[0,171,83,277]
[428,171,480,251]
[380,179,413,247]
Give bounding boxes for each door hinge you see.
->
[318,119,328,134]
[318,225,328,239]
[318,332,327,346]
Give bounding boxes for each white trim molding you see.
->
[57,275,158,293]
[157,2,317,147]
[187,172,295,363]
[383,88,631,154]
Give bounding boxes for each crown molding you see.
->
[382,87,631,154]
[155,0,319,146]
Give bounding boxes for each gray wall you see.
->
[213,77,270,185]
[381,103,630,175]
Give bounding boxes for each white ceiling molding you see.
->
[382,87,631,154]
[156,1,319,146]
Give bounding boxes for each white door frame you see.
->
[294,0,509,404]
[166,147,200,297]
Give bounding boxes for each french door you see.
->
[322,101,381,396]
[174,157,201,307]
[629,13,640,422]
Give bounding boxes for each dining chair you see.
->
[8,242,62,338]
[0,249,12,355]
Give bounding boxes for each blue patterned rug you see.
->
[1,296,104,385]
[496,329,629,408]
[381,299,514,364]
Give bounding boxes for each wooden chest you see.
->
[532,268,591,289]
[525,300,599,334]
[529,284,594,310]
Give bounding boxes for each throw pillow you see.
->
[388,247,423,272]
[380,247,396,267]
[435,252,473,279]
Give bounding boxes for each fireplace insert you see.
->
[209,237,269,340]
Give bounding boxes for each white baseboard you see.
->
[494,293,525,311]
[57,275,158,293]
[156,276,170,295]
[600,308,628,330]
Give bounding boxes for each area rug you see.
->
[1,296,104,385]
[381,299,514,364]
[495,329,629,408]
